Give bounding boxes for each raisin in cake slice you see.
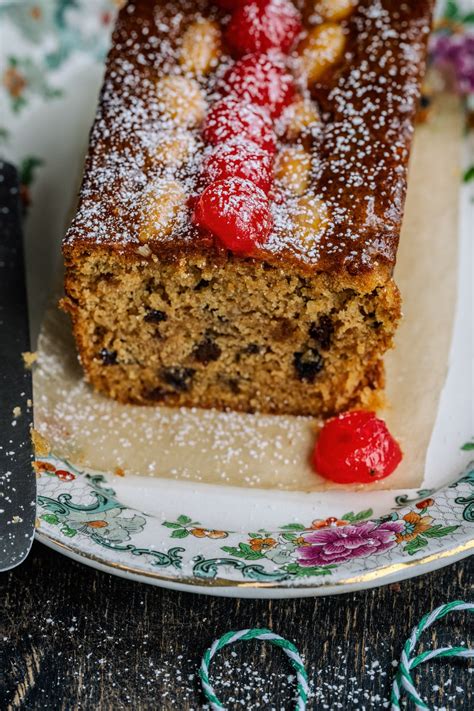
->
[62,0,433,416]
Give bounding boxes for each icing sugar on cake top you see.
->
[65,0,433,279]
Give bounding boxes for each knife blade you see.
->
[0,160,36,571]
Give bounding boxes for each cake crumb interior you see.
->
[63,251,400,416]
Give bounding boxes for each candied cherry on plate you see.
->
[201,139,274,193]
[202,96,276,154]
[312,410,402,484]
[193,177,273,254]
[223,53,296,119]
[55,469,75,482]
[225,0,303,56]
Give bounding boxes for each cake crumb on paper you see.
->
[31,428,51,457]
[22,351,38,368]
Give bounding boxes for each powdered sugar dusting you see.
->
[65,0,432,275]
[5,611,468,709]
[34,306,327,491]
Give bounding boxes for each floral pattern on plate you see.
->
[35,455,474,586]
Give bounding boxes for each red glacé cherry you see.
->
[201,140,274,194]
[202,97,276,154]
[193,177,273,254]
[55,469,75,482]
[312,410,403,484]
[223,53,296,119]
[225,0,303,56]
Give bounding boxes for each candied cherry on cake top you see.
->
[202,96,276,154]
[201,139,274,194]
[223,53,296,119]
[193,177,273,254]
[225,0,303,56]
[312,410,402,484]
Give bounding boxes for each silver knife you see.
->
[0,160,36,571]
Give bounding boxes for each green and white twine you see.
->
[391,600,474,710]
[199,627,309,710]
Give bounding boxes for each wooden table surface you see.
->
[1,543,472,710]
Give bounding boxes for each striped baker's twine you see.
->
[391,600,474,710]
[199,628,309,710]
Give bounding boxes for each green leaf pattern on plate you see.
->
[34,455,474,583]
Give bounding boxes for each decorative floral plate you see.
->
[33,453,474,597]
[2,0,473,596]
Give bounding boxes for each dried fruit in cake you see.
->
[138,181,187,242]
[193,177,273,254]
[201,139,274,193]
[154,130,197,166]
[282,96,320,139]
[309,314,334,350]
[156,76,206,127]
[161,366,195,392]
[297,22,347,85]
[275,144,312,195]
[193,337,222,364]
[226,0,303,56]
[312,410,403,484]
[311,0,357,22]
[292,194,329,246]
[294,348,324,382]
[144,309,167,323]
[223,53,296,119]
[202,97,277,154]
[179,18,222,76]
[99,348,117,365]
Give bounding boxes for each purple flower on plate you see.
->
[297,520,405,567]
[430,32,474,95]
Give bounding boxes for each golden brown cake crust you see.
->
[64,0,434,282]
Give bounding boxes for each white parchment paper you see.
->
[33,95,462,491]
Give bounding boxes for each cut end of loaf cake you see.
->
[61,0,433,418]
[62,247,400,416]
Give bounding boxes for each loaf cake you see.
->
[62,0,433,417]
